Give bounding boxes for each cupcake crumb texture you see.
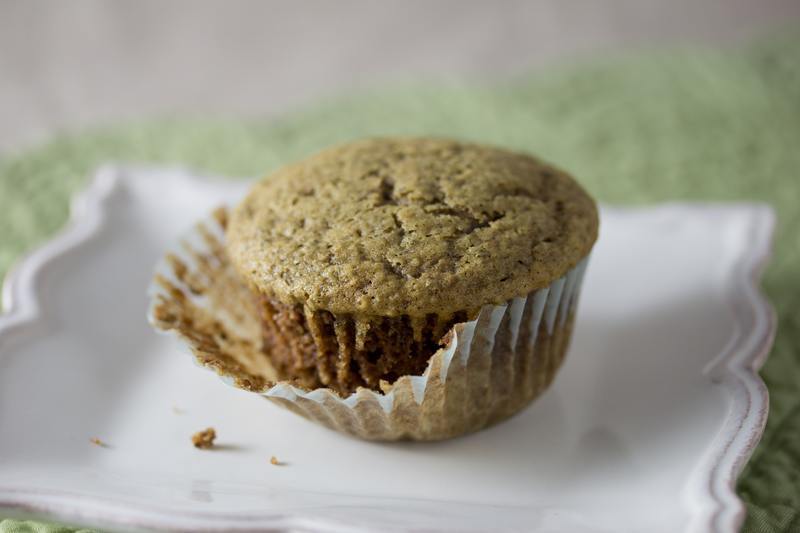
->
[227,137,599,317]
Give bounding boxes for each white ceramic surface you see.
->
[0,167,775,533]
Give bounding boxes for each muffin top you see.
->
[227,138,598,317]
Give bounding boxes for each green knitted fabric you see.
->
[0,520,93,533]
[1,32,799,533]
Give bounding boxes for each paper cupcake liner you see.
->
[148,208,590,441]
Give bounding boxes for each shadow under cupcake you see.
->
[149,137,598,441]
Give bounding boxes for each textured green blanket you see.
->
[1,33,798,533]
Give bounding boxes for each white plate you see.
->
[0,167,775,533]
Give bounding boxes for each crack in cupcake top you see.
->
[226,137,598,316]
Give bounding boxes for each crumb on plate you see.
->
[89,437,108,447]
[172,406,186,414]
[270,456,282,466]
[192,427,216,449]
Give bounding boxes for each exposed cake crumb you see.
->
[192,427,216,449]
[89,437,108,447]
[270,456,281,466]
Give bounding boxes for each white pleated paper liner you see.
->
[148,208,590,441]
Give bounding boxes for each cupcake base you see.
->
[256,293,471,396]
[265,309,576,440]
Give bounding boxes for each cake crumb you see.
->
[192,428,216,449]
[172,406,186,415]
[89,437,108,448]
[270,456,282,466]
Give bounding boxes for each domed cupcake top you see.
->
[227,137,598,316]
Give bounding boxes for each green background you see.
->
[1,32,798,533]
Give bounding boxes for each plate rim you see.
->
[0,166,777,533]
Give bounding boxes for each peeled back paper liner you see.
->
[148,208,590,441]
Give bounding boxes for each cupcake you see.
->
[150,137,598,440]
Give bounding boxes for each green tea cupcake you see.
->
[226,138,598,396]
